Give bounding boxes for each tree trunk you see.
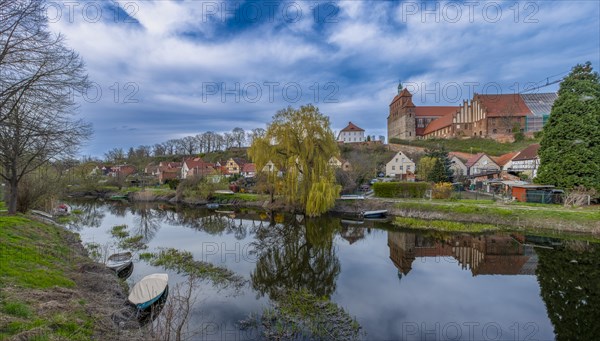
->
[8,177,18,214]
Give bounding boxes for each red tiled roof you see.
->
[159,161,182,170]
[390,88,415,107]
[465,153,486,168]
[242,163,256,173]
[475,94,532,117]
[449,152,475,162]
[493,152,519,167]
[423,113,455,135]
[512,144,540,161]
[340,121,365,132]
[415,106,459,117]
[183,157,205,169]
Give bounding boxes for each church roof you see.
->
[474,94,532,117]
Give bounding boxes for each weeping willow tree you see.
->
[249,105,341,216]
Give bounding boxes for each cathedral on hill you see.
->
[387,83,557,142]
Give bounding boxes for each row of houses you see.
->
[383,144,541,183]
[144,157,258,183]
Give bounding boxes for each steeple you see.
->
[397,81,403,94]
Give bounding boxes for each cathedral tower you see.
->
[388,82,416,141]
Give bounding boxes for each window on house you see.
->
[407,165,411,171]
[492,129,497,134]
[400,166,403,171]
[392,166,395,170]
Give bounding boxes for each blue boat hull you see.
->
[137,287,168,310]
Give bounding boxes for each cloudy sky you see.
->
[47,0,600,157]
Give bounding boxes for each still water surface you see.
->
[68,200,600,340]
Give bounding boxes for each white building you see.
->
[385,151,416,177]
[337,122,365,143]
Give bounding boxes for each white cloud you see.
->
[45,0,599,155]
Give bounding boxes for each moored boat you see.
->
[128,273,169,310]
[206,203,220,209]
[106,251,133,272]
[360,210,388,219]
[340,194,365,200]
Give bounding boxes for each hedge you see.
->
[373,182,430,198]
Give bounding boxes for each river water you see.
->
[67,200,599,340]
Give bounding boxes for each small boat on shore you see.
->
[214,190,235,195]
[360,210,388,219]
[31,210,54,219]
[128,273,169,310]
[206,203,220,209]
[340,195,365,200]
[106,252,133,272]
[116,261,134,280]
[109,195,128,201]
[54,204,72,216]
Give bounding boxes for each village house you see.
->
[509,144,541,179]
[155,162,181,183]
[388,84,557,142]
[385,151,415,177]
[328,157,352,172]
[262,160,277,173]
[90,164,113,176]
[337,122,366,143]
[241,163,257,177]
[181,158,215,179]
[493,152,519,172]
[465,153,500,176]
[159,167,180,183]
[225,158,248,175]
[90,164,135,177]
[448,152,472,178]
[144,163,160,176]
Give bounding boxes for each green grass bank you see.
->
[0,213,142,340]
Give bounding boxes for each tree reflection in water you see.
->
[128,202,163,243]
[251,214,341,299]
[536,240,600,340]
[67,200,105,230]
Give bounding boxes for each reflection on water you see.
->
[388,232,538,278]
[69,200,600,340]
[251,214,341,299]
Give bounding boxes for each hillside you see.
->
[389,137,540,156]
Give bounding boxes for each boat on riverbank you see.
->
[360,210,388,219]
[128,273,169,310]
[109,195,128,201]
[340,195,365,200]
[106,252,133,272]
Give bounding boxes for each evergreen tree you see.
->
[428,158,448,183]
[537,62,600,192]
[425,146,452,182]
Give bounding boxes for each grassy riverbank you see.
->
[390,199,600,234]
[0,213,140,340]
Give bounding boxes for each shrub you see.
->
[431,182,453,199]
[164,178,180,190]
[373,182,430,198]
